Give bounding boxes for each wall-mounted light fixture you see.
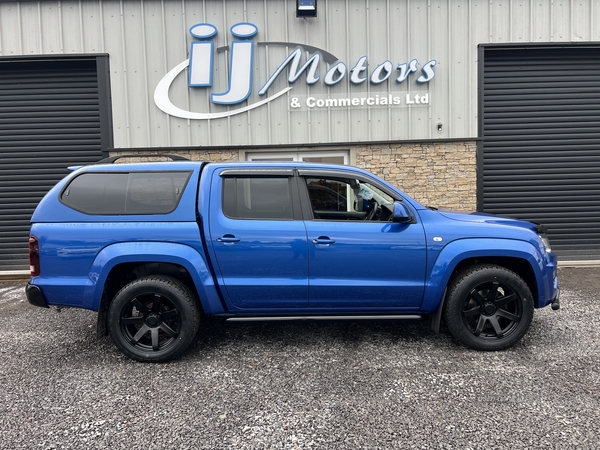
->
[437,123,443,131]
[297,0,317,17]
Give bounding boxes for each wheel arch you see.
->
[450,256,537,300]
[422,238,544,314]
[87,242,225,337]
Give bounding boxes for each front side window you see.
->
[60,171,191,215]
[305,177,394,221]
[222,177,293,220]
[306,179,349,211]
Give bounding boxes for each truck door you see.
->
[208,169,309,309]
[299,171,427,309]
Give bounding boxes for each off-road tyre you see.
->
[107,275,200,362]
[443,264,534,351]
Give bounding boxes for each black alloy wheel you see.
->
[443,265,534,351]
[108,276,200,362]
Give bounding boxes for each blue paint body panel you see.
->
[27,160,559,322]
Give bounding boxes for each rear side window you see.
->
[222,177,293,220]
[60,171,192,215]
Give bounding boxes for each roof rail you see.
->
[97,154,190,164]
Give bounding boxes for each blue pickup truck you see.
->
[26,156,560,362]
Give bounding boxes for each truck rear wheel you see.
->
[443,265,534,351]
[107,275,200,362]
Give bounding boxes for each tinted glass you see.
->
[61,171,191,215]
[305,177,395,221]
[222,177,292,220]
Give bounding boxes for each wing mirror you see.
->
[392,201,414,223]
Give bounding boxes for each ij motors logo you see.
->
[154,22,437,120]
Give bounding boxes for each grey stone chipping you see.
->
[0,267,598,449]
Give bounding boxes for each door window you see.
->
[304,177,394,221]
[222,177,293,220]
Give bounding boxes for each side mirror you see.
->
[392,201,414,223]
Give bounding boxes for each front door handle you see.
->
[217,235,241,244]
[312,236,336,245]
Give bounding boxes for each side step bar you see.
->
[226,315,423,322]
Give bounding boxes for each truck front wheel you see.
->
[443,265,534,351]
[107,275,200,362]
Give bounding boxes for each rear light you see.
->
[28,236,40,276]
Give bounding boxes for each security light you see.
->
[297,0,317,17]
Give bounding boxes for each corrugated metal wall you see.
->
[480,45,600,260]
[2,0,600,149]
[3,0,597,148]
[0,56,109,271]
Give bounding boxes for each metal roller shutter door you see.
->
[0,57,110,272]
[480,45,600,261]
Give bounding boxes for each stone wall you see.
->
[356,141,477,210]
[110,149,240,162]
[111,140,477,210]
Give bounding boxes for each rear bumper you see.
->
[26,283,49,308]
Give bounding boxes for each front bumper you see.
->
[26,283,49,308]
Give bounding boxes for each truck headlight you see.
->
[538,233,552,253]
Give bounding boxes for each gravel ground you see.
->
[0,267,598,449]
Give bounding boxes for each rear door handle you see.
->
[312,236,336,245]
[217,235,241,244]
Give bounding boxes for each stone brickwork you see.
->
[110,149,239,163]
[111,141,476,210]
[356,141,477,210]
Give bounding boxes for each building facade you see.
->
[2,0,600,271]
